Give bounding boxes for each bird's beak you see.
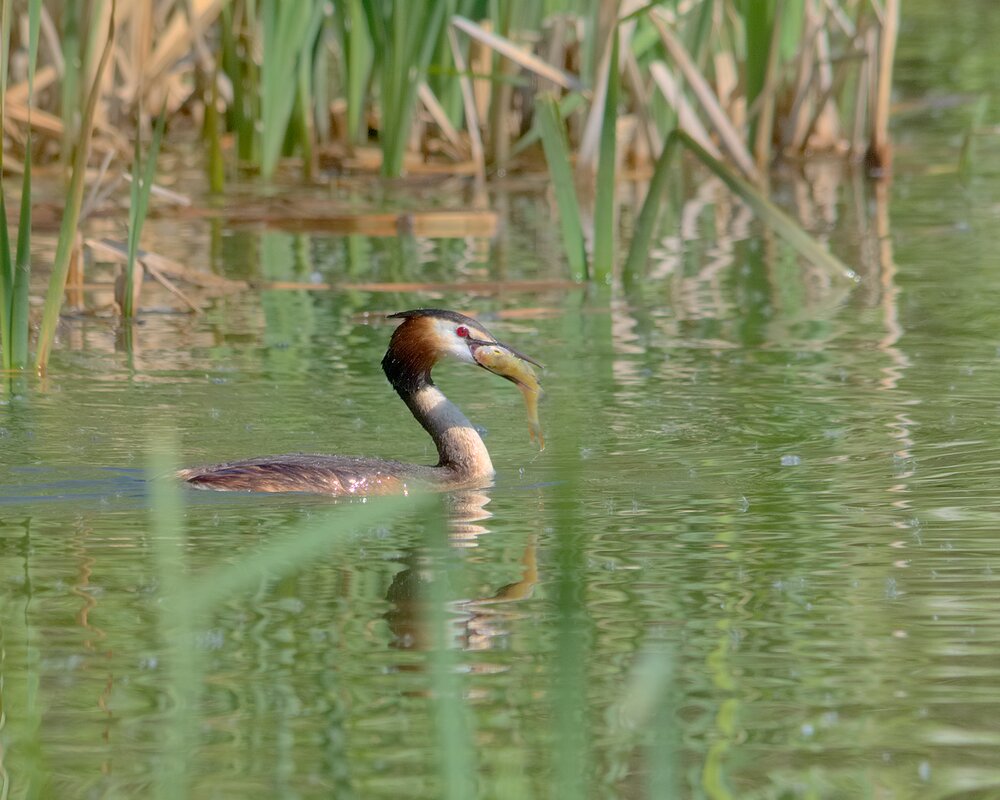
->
[469,339,545,378]
[468,339,543,388]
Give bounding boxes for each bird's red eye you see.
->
[456,326,469,338]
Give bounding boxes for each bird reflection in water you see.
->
[383,490,538,658]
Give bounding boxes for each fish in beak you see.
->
[469,340,545,449]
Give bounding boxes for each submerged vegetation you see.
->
[0,0,900,363]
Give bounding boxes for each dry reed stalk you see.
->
[447,24,486,199]
[577,26,616,176]
[145,0,226,109]
[4,63,56,102]
[650,10,759,181]
[649,62,722,160]
[867,0,898,175]
[86,238,248,291]
[713,51,741,131]
[417,83,464,150]
[851,25,874,156]
[143,259,201,312]
[66,232,85,309]
[37,5,63,74]
[259,279,580,293]
[468,18,492,126]
[541,14,570,95]
[126,0,152,105]
[451,15,583,92]
[810,6,841,149]
[783,3,820,151]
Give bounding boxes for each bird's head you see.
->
[382,308,541,394]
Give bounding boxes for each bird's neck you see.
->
[400,383,494,482]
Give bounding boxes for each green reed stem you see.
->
[2,0,41,370]
[743,0,773,149]
[592,28,620,283]
[374,0,447,177]
[35,4,115,369]
[148,440,197,800]
[509,92,586,158]
[124,107,166,320]
[0,193,12,371]
[622,131,680,280]
[537,95,588,281]
[1,0,14,369]
[260,0,324,180]
[205,68,225,193]
[11,150,33,369]
[339,0,372,145]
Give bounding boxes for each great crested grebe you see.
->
[178,309,543,495]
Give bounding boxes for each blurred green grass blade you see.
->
[148,450,433,797]
[537,95,588,281]
[36,3,115,369]
[641,640,680,798]
[592,28,620,282]
[606,634,681,795]
[551,451,590,797]
[124,107,166,320]
[675,131,856,281]
[622,131,679,280]
[181,494,434,610]
[426,501,476,800]
[148,440,197,800]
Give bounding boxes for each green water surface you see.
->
[4,7,1000,799]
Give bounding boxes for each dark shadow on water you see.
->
[0,467,276,509]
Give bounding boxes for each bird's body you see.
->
[178,309,542,496]
[177,453,429,495]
